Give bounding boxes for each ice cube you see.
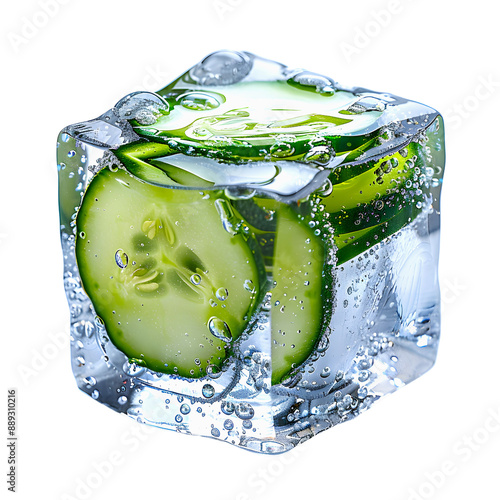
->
[58,50,445,453]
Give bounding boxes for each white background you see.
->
[1,1,499,499]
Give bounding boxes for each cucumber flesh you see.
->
[271,207,325,385]
[76,168,261,378]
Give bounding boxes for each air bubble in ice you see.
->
[83,376,96,387]
[358,387,368,399]
[175,414,183,423]
[305,146,332,165]
[190,50,252,86]
[207,364,222,379]
[316,336,329,353]
[211,427,220,437]
[91,390,99,399]
[224,419,234,430]
[215,198,237,235]
[235,403,254,420]
[72,320,95,339]
[358,358,373,370]
[123,361,146,377]
[118,396,128,405]
[221,401,235,415]
[317,178,333,198]
[244,280,255,293]
[202,384,215,398]
[208,317,232,343]
[180,404,191,415]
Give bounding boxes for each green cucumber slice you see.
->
[271,207,326,385]
[322,144,426,265]
[76,168,261,378]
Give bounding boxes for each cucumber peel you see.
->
[271,206,326,385]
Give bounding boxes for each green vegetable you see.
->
[76,168,262,378]
[270,206,326,385]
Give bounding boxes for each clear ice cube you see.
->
[58,50,445,453]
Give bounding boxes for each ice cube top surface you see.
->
[59,50,445,454]
[67,50,442,199]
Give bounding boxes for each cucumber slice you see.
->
[76,168,261,378]
[271,207,326,385]
[322,144,427,265]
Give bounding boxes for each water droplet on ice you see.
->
[115,249,129,269]
[114,91,169,125]
[215,287,228,301]
[179,92,221,111]
[190,50,252,86]
[244,280,255,293]
[190,273,201,285]
[290,71,335,93]
[208,317,232,342]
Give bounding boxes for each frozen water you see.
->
[58,50,445,453]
